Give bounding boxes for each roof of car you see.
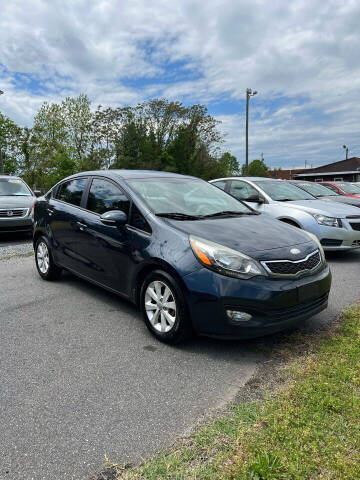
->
[211,177,283,182]
[71,169,196,180]
[0,175,21,179]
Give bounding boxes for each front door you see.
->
[74,177,133,293]
[228,180,266,213]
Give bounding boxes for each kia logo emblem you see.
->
[7,211,13,217]
[290,248,300,255]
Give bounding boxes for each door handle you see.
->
[76,221,88,231]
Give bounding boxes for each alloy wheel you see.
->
[144,280,177,333]
[37,241,50,274]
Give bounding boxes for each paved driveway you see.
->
[1,245,359,480]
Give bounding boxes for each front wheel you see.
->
[140,271,192,344]
[35,236,62,280]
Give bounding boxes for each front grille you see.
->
[0,208,27,218]
[262,250,321,276]
[350,222,360,231]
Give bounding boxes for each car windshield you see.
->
[0,178,32,196]
[253,181,315,201]
[127,177,253,217]
[337,183,360,194]
[295,182,339,197]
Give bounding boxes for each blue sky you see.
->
[1,0,360,169]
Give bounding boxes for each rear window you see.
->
[56,178,87,207]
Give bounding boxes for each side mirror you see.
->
[100,210,127,227]
[246,194,264,204]
[33,190,42,197]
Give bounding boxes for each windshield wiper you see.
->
[156,212,202,220]
[277,198,294,202]
[203,210,258,218]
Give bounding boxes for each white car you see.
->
[210,177,360,251]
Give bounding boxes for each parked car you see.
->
[210,177,360,250]
[320,181,360,198]
[289,180,360,208]
[0,175,37,234]
[33,170,331,343]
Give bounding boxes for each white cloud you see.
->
[1,0,360,166]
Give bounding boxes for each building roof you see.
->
[298,157,360,174]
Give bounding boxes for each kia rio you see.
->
[33,170,331,344]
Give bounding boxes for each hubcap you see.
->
[37,241,50,274]
[145,280,177,333]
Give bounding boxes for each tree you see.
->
[218,152,240,176]
[0,113,22,174]
[242,159,269,177]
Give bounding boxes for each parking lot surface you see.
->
[1,241,359,480]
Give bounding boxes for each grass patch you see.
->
[102,305,360,480]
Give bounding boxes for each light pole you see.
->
[0,90,3,174]
[245,88,258,174]
[343,145,349,160]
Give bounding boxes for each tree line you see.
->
[0,95,247,190]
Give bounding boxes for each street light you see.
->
[343,145,349,160]
[245,88,258,174]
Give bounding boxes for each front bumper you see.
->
[182,265,331,338]
[315,219,360,250]
[0,217,33,233]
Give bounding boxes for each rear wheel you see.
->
[140,271,192,344]
[35,236,62,280]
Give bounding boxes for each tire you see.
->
[140,270,193,344]
[35,236,62,281]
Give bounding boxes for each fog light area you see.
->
[226,310,252,323]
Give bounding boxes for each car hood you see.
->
[317,196,360,207]
[0,195,35,208]
[276,199,360,218]
[166,215,316,256]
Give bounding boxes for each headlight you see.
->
[190,235,267,279]
[313,214,342,228]
[304,231,326,263]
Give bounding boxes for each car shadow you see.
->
[58,269,321,361]
[0,232,32,245]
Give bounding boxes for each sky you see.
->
[0,0,360,169]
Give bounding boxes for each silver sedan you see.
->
[0,175,36,234]
[210,177,360,251]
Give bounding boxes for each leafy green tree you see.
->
[0,113,22,174]
[242,159,269,177]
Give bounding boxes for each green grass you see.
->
[106,305,360,480]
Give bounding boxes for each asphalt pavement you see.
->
[0,240,359,480]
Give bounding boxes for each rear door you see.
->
[48,177,89,271]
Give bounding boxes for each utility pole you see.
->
[343,145,349,160]
[0,90,3,174]
[245,88,258,174]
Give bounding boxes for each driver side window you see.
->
[86,178,130,216]
[229,181,258,200]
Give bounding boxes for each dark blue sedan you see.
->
[33,170,331,343]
